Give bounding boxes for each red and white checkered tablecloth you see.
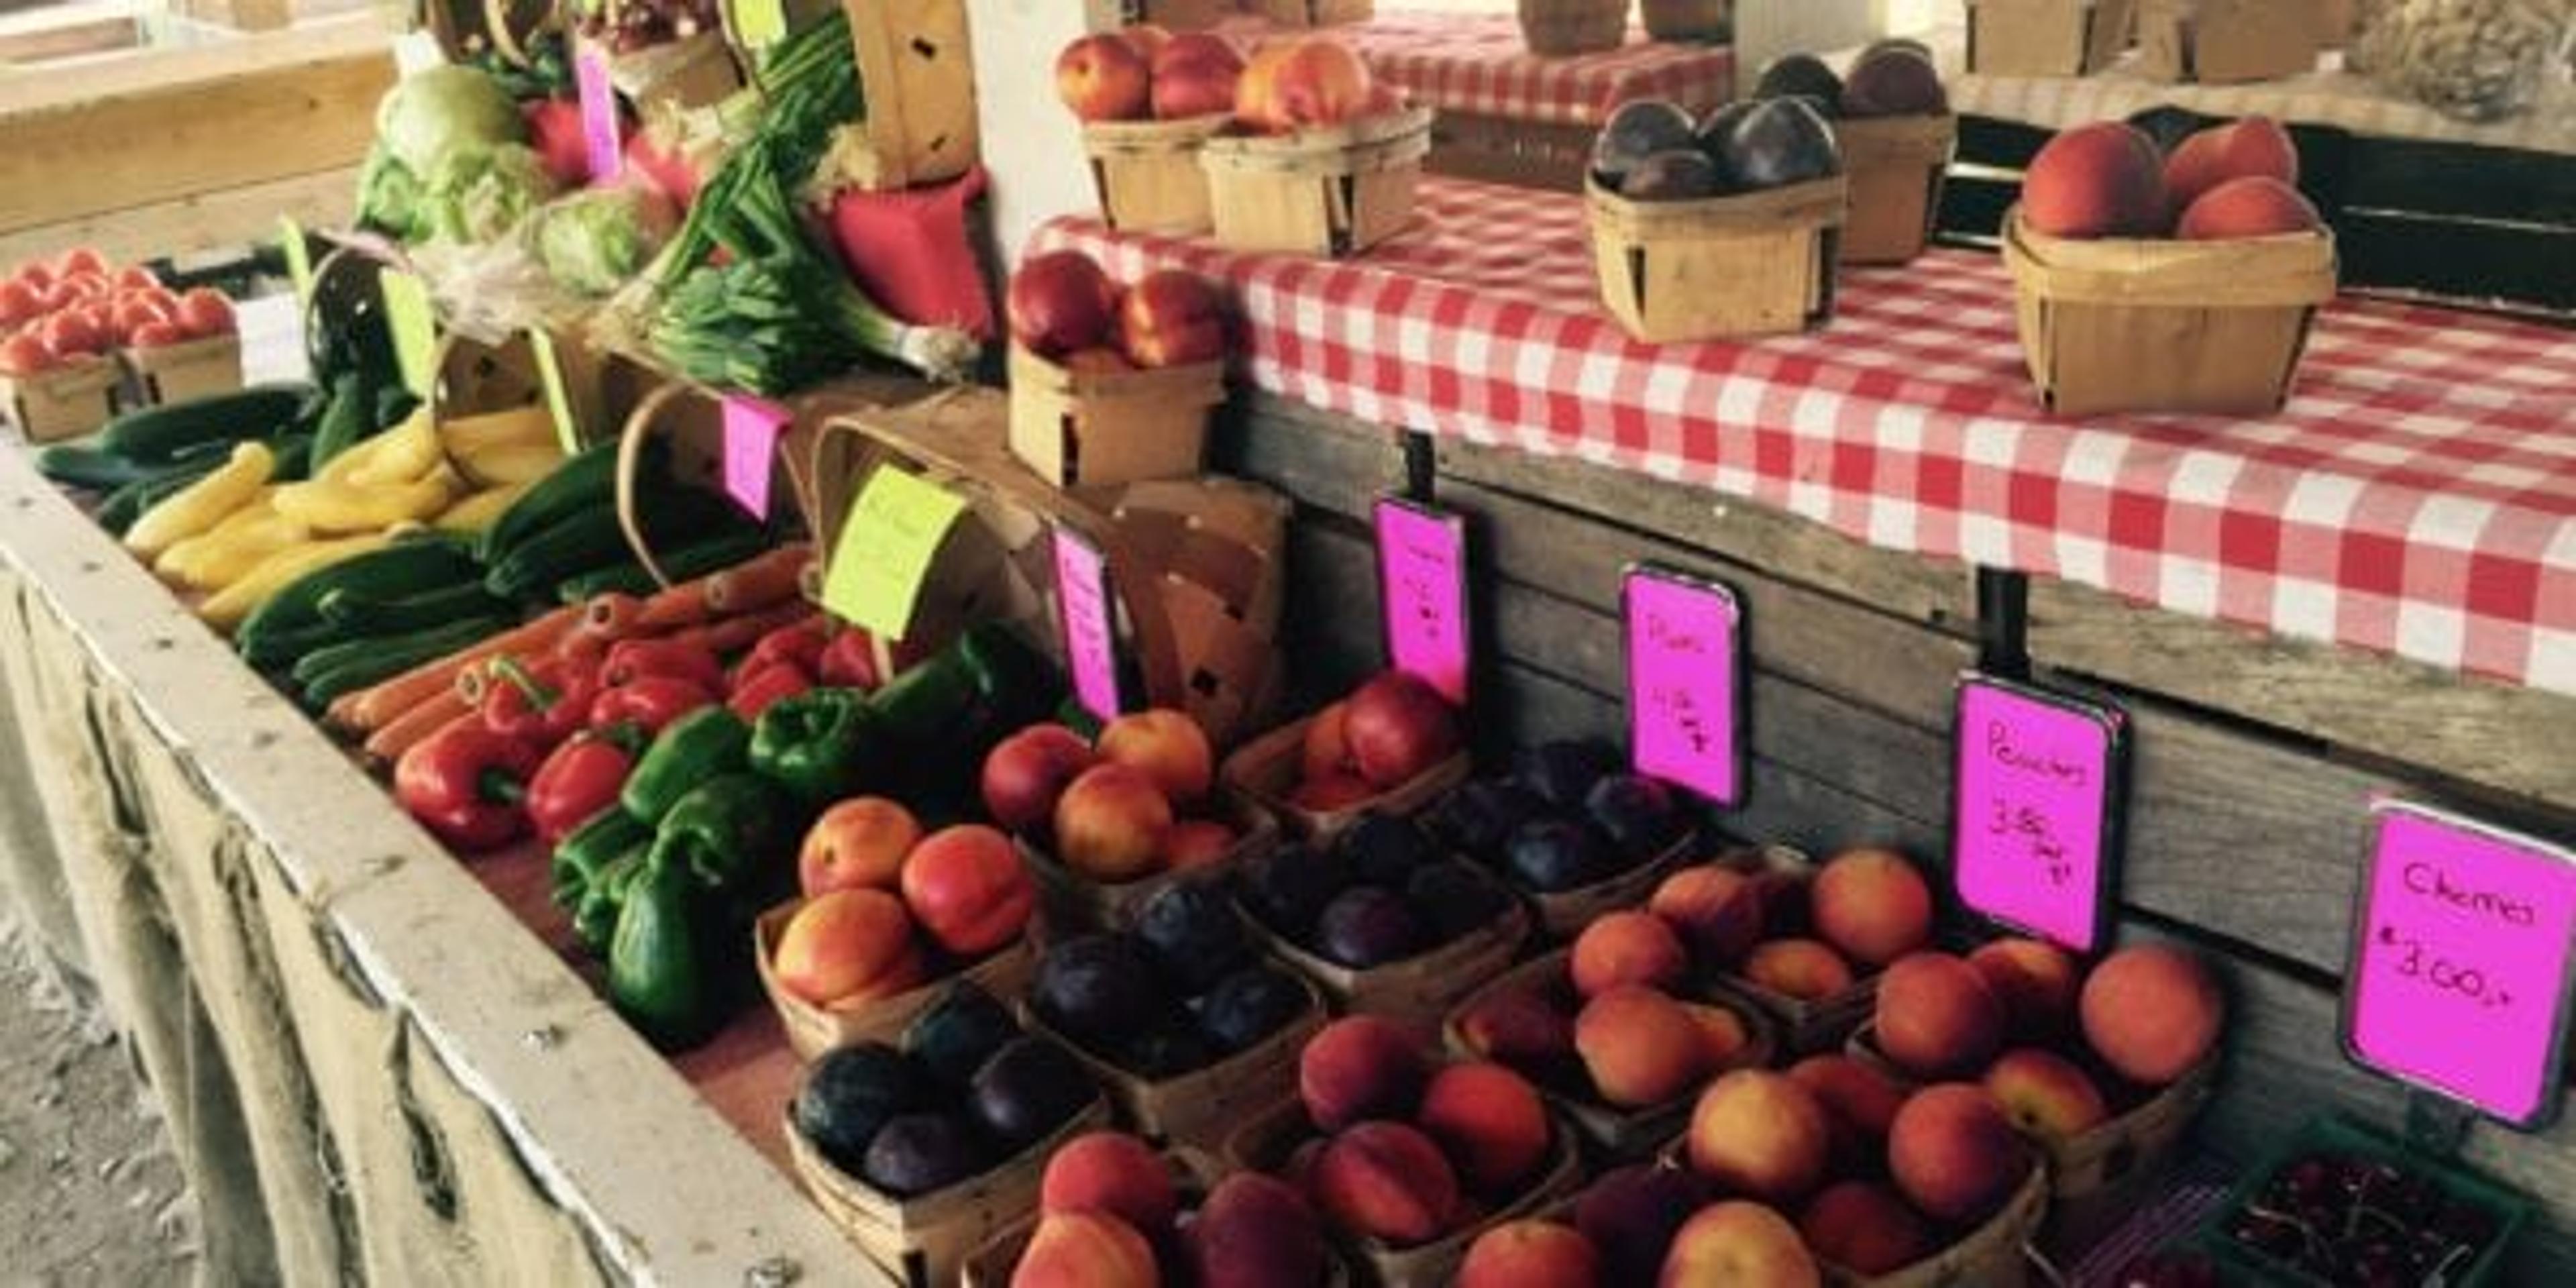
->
[1031,176,2576,696]
[1346,11,1735,127]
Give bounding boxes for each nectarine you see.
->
[1811,847,1933,967]
[1418,1061,1553,1194]
[900,824,1033,957]
[1041,1130,1177,1234]
[1570,911,1691,998]
[2022,121,2169,238]
[1983,1046,2110,1142]
[1459,1220,1599,1288]
[1874,951,2006,1079]
[1099,708,1215,803]
[2080,943,2223,1085]
[1888,1083,2031,1223]
[1659,1201,1820,1288]
[1312,1120,1458,1247]
[774,889,922,1008]
[1741,937,1855,1001]
[1012,1210,1159,1288]
[1055,763,1175,882]
[1685,1069,1832,1203]
[1576,985,1715,1109]
[1299,1015,1430,1131]
[981,724,1095,837]
[798,796,920,898]
[1800,1180,1931,1275]
[1649,865,1766,968]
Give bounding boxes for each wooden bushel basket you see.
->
[755,902,1040,1061]
[3,357,122,444]
[1219,712,1473,839]
[1083,114,1231,233]
[1018,794,1281,937]
[1005,342,1225,489]
[1519,0,1629,55]
[2001,206,2337,417]
[1242,865,1530,1036]
[2137,0,2320,83]
[786,1085,1111,1288]
[1024,970,1327,1152]
[843,0,981,190]
[1838,114,1957,266]
[1201,107,1436,258]
[120,334,242,408]
[1589,175,1847,343]
[1966,0,2138,76]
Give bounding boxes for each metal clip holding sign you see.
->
[1948,672,2130,955]
[2341,799,2576,1133]
[1373,495,1470,708]
[1620,564,1747,808]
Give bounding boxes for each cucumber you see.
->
[295,615,515,707]
[235,537,483,665]
[271,433,317,482]
[36,443,154,492]
[482,505,631,601]
[318,581,511,633]
[478,438,620,564]
[97,382,315,464]
[308,372,372,472]
[550,531,770,603]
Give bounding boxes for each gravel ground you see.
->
[0,928,193,1288]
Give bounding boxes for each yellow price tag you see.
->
[528,328,580,452]
[379,270,436,399]
[822,467,967,640]
[279,217,315,306]
[730,0,787,48]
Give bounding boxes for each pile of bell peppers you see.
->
[545,621,1059,1051]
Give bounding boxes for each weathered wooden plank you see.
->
[1279,512,1385,708]
[2030,578,2576,812]
[1214,393,1406,521]
[1435,435,1978,631]
[0,166,357,271]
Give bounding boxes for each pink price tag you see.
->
[1622,567,1742,806]
[1374,497,1469,706]
[575,42,623,182]
[2345,802,2576,1128]
[1950,676,2127,953]
[720,395,788,520]
[1053,527,1122,722]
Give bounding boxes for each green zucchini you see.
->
[307,372,372,471]
[235,537,483,665]
[478,438,619,564]
[317,580,512,633]
[549,531,771,603]
[36,443,154,492]
[482,505,631,601]
[294,616,515,707]
[97,382,315,464]
[270,433,317,482]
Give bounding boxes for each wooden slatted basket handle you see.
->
[612,378,701,590]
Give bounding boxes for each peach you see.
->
[1888,1083,2032,1223]
[1650,865,1766,968]
[1984,1047,2110,1142]
[1151,32,1245,121]
[1685,1069,1832,1203]
[1458,1220,1600,1288]
[1688,1002,1753,1067]
[1121,269,1229,370]
[981,724,1095,837]
[1799,1180,1931,1276]
[1576,986,1715,1108]
[1570,911,1690,999]
[773,889,922,1008]
[1300,701,1353,781]
[1787,1055,1909,1172]
[1163,819,1238,871]
[1874,952,2006,1080]
[1575,1165,1705,1285]
[1741,938,1854,1001]
[1420,1061,1553,1195]
[1234,42,1295,134]
[798,796,920,898]
[1041,1130,1177,1234]
[1055,34,1152,123]
[1658,1201,1821,1288]
[1099,708,1215,804]
[1811,847,1933,967]
[1267,38,1373,131]
[1968,937,2081,1039]
[1186,1173,1328,1288]
[1012,1210,1158,1288]
[1289,771,1378,812]
[2022,121,2169,238]
[1311,1120,1458,1247]
[1454,986,1575,1066]
[2080,944,2224,1085]
[1299,1016,1430,1131]
[1055,763,1175,882]
[2162,115,2298,214]
[2176,176,2322,240]
[899,824,1033,956]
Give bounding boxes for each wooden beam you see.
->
[0,166,356,268]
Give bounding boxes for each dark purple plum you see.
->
[1313,885,1424,967]
[793,1042,923,1175]
[1623,149,1724,201]
[967,1036,1093,1148]
[1338,812,1438,888]
[1405,859,1513,941]
[1512,739,1621,809]
[1592,98,1701,188]
[861,1112,987,1195]
[1424,780,1548,861]
[1584,773,1683,861]
[1032,934,1163,1046]
[1842,46,1947,117]
[1504,817,1613,893]
[1136,880,1249,994]
[1716,97,1841,191]
[1752,54,1845,117]
[1236,843,1348,937]
[1196,965,1311,1052]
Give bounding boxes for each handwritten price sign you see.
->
[1374,497,1470,706]
[1950,676,2128,953]
[1622,566,1744,806]
[574,41,623,182]
[2343,802,2576,1128]
[820,467,966,642]
[1053,527,1124,722]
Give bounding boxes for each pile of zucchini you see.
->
[236,535,514,708]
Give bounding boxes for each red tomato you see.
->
[129,321,186,349]
[59,270,110,301]
[54,248,109,278]
[113,298,169,337]
[0,279,37,329]
[34,282,76,315]
[41,311,101,357]
[176,288,235,337]
[113,266,160,292]
[0,331,52,375]
[138,286,180,318]
[15,262,54,291]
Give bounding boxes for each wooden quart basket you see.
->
[1835,1161,2049,1287]
[2001,205,2338,417]
[755,902,1039,1062]
[1518,826,1702,940]
[1838,113,1957,266]
[1520,0,1629,56]
[1201,107,1436,258]
[1697,844,1884,1055]
[1005,341,1226,489]
[1018,794,1282,938]
[1442,948,1777,1162]
[1220,712,1473,839]
[1966,0,2138,76]
[120,334,242,408]
[1589,175,1847,343]
[1242,864,1530,1035]
[1083,114,1231,234]
[1025,969,1326,1152]
[3,357,122,444]
[961,1147,1360,1287]
[2137,0,2320,84]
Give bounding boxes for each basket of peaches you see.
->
[1190,34,1432,259]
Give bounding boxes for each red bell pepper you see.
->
[603,637,724,692]
[744,621,828,679]
[525,724,644,845]
[587,674,714,734]
[394,722,541,853]
[481,654,598,748]
[729,659,812,720]
[816,626,881,691]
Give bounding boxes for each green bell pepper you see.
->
[572,847,647,955]
[607,859,722,1051]
[652,773,788,896]
[620,707,750,824]
[749,688,885,804]
[549,808,653,910]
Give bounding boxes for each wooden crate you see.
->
[1018,795,1281,938]
[1425,111,1596,193]
[2137,0,2320,84]
[3,356,122,443]
[1589,176,1846,343]
[1005,342,1224,490]
[843,0,980,190]
[1242,864,1531,1036]
[119,333,242,407]
[1201,108,1434,259]
[1965,0,2138,76]
[1083,115,1230,234]
[2000,206,2337,416]
[754,902,1038,1062]
[1837,114,1956,267]
[1024,972,1325,1152]
[1220,712,1473,839]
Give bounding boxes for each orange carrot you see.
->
[328,605,584,734]
[362,692,471,768]
[704,544,812,617]
[586,592,649,637]
[673,603,817,658]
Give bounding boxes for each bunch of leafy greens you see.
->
[356,65,555,245]
[532,186,678,296]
